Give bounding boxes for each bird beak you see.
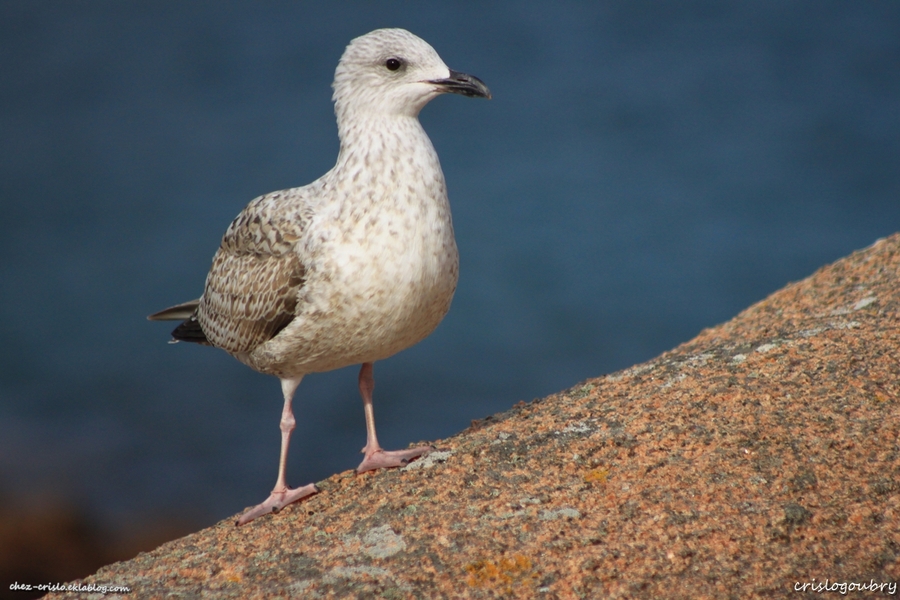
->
[429,69,492,99]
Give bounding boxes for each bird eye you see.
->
[385,58,402,71]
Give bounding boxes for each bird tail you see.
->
[147,299,201,321]
[147,299,210,345]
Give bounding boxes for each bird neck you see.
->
[333,112,438,177]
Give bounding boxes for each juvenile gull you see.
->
[149,28,490,525]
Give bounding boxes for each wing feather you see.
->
[196,195,308,354]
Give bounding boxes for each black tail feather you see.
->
[171,316,210,345]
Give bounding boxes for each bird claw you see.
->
[235,483,319,526]
[356,446,432,473]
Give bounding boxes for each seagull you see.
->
[148,28,490,525]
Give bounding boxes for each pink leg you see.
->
[236,377,318,525]
[356,362,431,473]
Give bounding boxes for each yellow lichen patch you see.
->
[872,390,889,403]
[465,554,537,592]
[584,467,609,484]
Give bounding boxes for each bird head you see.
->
[332,28,490,120]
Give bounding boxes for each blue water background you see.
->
[1,1,898,531]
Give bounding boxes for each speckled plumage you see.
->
[194,30,467,376]
[149,29,490,525]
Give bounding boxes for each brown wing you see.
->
[196,196,307,355]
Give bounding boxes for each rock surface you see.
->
[46,235,900,599]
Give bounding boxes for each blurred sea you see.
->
[1,0,898,560]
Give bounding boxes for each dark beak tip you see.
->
[431,70,492,100]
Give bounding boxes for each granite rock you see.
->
[46,234,900,599]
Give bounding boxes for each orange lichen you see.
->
[584,467,609,484]
[465,554,537,592]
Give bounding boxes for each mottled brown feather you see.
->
[196,195,308,355]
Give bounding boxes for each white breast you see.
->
[244,115,460,377]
